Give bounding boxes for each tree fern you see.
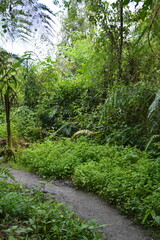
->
[0,0,55,42]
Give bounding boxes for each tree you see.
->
[118,0,124,81]
[0,49,25,160]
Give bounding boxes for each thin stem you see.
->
[4,91,12,151]
[118,0,123,81]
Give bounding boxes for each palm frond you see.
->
[145,134,160,151]
[148,90,160,119]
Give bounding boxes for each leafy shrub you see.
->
[0,123,6,139]
[98,81,156,148]
[13,106,43,141]
[0,191,104,239]
[16,139,109,178]
[0,168,104,240]
[73,152,160,229]
[16,139,160,230]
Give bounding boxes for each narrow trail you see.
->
[8,168,155,240]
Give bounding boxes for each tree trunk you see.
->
[4,92,14,161]
[118,0,123,81]
[4,93,12,150]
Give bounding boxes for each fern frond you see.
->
[0,0,55,42]
[0,167,15,181]
[38,3,53,15]
[71,130,99,139]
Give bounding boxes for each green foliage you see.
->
[16,139,105,178]
[23,66,41,108]
[0,50,20,98]
[13,106,43,142]
[0,50,26,155]
[35,74,88,133]
[73,146,160,229]
[0,168,104,240]
[1,0,160,235]
[22,42,160,152]
[0,167,15,185]
[98,81,156,148]
[16,139,160,230]
[0,122,6,139]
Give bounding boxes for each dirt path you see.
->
[7,168,155,240]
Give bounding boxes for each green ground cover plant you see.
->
[16,138,106,178]
[0,167,104,240]
[15,139,160,233]
[1,0,160,238]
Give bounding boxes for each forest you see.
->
[0,0,160,239]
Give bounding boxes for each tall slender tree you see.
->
[118,0,124,81]
[0,50,26,160]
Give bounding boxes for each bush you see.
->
[16,139,108,178]
[0,168,104,240]
[73,152,160,229]
[97,81,156,148]
[16,139,160,230]
[12,106,43,142]
[0,123,6,139]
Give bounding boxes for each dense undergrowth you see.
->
[0,167,104,240]
[1,1,160,239]
[15,138,160,236]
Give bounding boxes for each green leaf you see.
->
[123,0,130,5]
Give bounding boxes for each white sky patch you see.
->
[109,0,143,11]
